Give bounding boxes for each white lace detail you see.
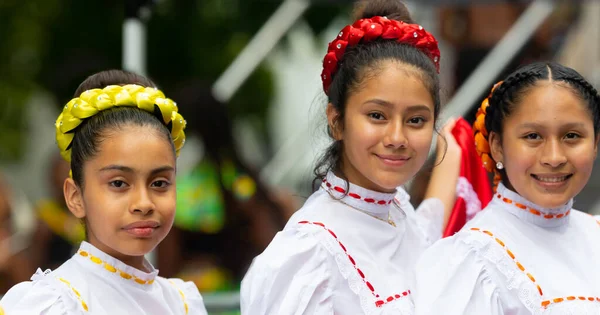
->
[297,223,415,315]
[456,177,483,220]
[459,230,544,315]
[30,268,88,313]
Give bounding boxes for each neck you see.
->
[494,182,572,228]
[324,171,397,217]
[338,159,396,193]
[117,254,149,273]
[87,234,150,273]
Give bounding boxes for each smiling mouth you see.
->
[376,154,410,167]
[531,174,573,183]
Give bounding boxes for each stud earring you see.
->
[496,161,504,170]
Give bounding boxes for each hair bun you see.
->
[353,0,414,23]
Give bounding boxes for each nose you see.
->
[130,186,155,215]
[539,138,567,168]
[383,119,408,149]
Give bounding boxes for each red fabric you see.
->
[442,118,493,237]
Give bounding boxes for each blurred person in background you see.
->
[0,175,34,293]
[157,81,296,293]
[29,153,84,271]
[438,1,580,124]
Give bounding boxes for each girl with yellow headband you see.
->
[415,62,600,314]
[0,70,207,314]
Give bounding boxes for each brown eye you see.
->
[368,113,384,120]
[151,180,170,188]
[109,180,127,188]
[407,117,425,125]
[564,133,579,139]
[524,133,541,140]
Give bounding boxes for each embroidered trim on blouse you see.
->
[322,179,393,205]
[298,221,412,311]
[58,277,89,312]
[542,296,600,308]
[495,194,571,219]
[78,250,155,285]
[470,228,544,296]
[470,227,600,311]
[462,228,543,314]
[168,280,189,315]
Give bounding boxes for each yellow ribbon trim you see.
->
[58,277,89,311]
[56,84,186,162]
[169,280,190,314]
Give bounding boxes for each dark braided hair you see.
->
[485,62,600,139]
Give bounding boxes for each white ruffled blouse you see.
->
[415,182,600,315]
[0,241,208,315]
[241,171,444,314]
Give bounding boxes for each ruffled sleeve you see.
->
[241,227,334,315]
[0,269,87,315]
[413,236,504,315]
[166,278,208,315]
[413,197,445,243]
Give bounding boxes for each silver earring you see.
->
[496,161,504,170]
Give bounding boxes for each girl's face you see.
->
[65,125,176,264]
[328,61,435,192]
[490,83,598,208]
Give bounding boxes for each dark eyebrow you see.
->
[404,104,432,113]
[518,122,587,130]
[99,165,175,175]
[99,165,134,173]
[363,99,394,107]
[362,99,432,113]
[149,166,176,176]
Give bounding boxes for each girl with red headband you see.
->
[415,62,600,314]
[241,0,461,313]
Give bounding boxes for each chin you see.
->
[120,240,159,257]
[529,194,572,209]
[373,174,408,192]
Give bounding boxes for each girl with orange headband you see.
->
[241,0,462,313]
[0,70,208,314]
[415,62,600,314]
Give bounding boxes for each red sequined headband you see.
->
[321,16,440,95]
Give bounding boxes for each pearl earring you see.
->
[496,161,504,170]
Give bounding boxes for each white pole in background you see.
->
[123,1,155,76]
[212,0,311,103]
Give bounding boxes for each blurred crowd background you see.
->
[0,0,599,313]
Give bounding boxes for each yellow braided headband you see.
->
[55,84,186,163]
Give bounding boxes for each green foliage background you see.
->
[0,0,343,162]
